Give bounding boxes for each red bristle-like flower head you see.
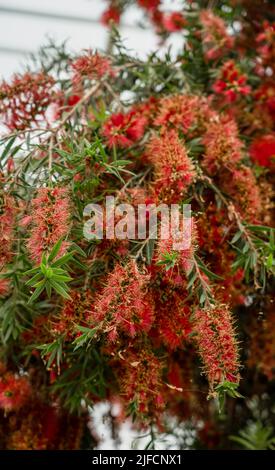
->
[146,130,195,203]
[0,72,56,131]
[193,304,240,391]
[89,260,154,340]
[0,373,31,412]
[27,187,70,264]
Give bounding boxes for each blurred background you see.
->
[0,0,183,79]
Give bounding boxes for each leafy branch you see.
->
[25,239,76,303]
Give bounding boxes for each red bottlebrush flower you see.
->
[249,134,275,168]
[162,12,186,32]
[152,287,192,349]
[146,130,195,203]
[156,216,198,276]
[120,347,164,418]
[202,117,243,174]
[89,260,154,340]
[137,0,160,10]
[0,193,16,266]
[71,51,114,84]
[200,10,234,61]
[223,165,261,222]
[193,304,240,391]
[256,21,275,71]
[51,290,93,340]
[27,187,70,264]
[102,111,147,148]
[0,373,31,412]
[0,72,56,131]
[154,95,199,132]
[212,60,251,102]
[101,6,121,26]
[0,277,10,297]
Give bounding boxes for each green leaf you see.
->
[28,282,46,304]
[49,279,71,299]
[73,326,99,350]
[52,252,74,267]
[25,273,43,286]
[231,231,242,244]
[48,238,64,263]
[266,253,273,270]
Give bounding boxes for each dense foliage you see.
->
[0,0,274,449]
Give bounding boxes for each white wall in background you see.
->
[0,0,160,78]
[0,0,184,79]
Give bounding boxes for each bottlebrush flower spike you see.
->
[156,216,198,275]
[154,95,199,133]
[71,51,114,84]
[0,373,31,412]
[0,72,55,131]
[202,117,243,175]
[0,193,16,266]
[120,347,164,418]
[146,130,195,203]
[193,304,240,391]
[200,10,234,61]
[152,287,192,350]
[102,111,147,148]
[90,260,154,340]
[223,165,261,222]
[0,278,10,297]
[27,187,70,264]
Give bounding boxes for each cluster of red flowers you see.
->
[213,60,251,102]
[162,12,186,32]
[194,305,240,391]
[0,372,31,412]
[199,10,234,61]
[90,260,154,341]
[0,72,55,131]
[25,187,70,263]
[249,134,275,168]
[102,111,147,148]
[153,94,199,132]
[71,51,114,85]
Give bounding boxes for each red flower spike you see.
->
[27,187,70,264]
[193,304,240,391]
